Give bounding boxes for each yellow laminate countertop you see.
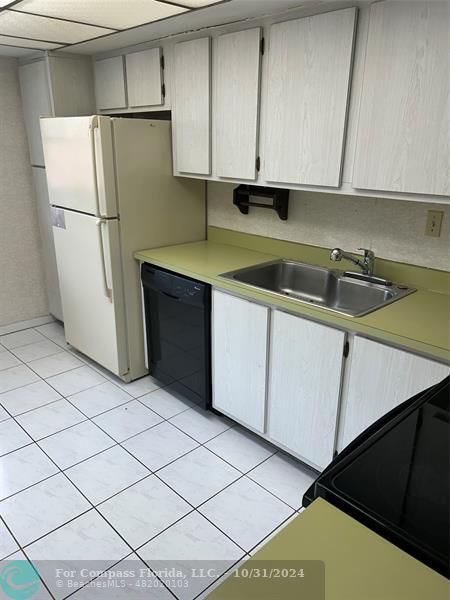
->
[135,240,450,362]
[206,498,449,600]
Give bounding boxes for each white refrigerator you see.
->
[40,115,205,382]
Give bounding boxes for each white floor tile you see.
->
[0,381,61,416]
[0,418,32,456]
[65,446,150,505]
[38,421,115,470]
[68,382,133,418]
[0,518,19,559]
[26,511,131,600]
[139,386,194,419]
[205,427,276,473]
[35,322,65,341]
[0,349,21,371]
[0,444,58,501]
[0,550,54,599]
[199,477,293,551]
[123,421,199,471]
[115,375,161,398]
[71,555,173,600]
[0,473,90,546]
[158,447,240,507]
[93,400,162,442]
[98,476,191,549]
[16,399,86,440]
[0,315,53,336]
[46,366,106,396]
[0,404,9,422]
[247,453,317,509]
[169,408,232,443]
[28,351,84,378]
[0,365,39,394]
[0,329,47,349]
[139,512,244,600]
[10,339,62,364]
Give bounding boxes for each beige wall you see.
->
[207,182,450,271]
[0,57,48,326]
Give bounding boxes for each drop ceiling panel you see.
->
[0,33,61,48]
[0,43,39,56]
[64,0,329,55]
[13,0,187,30]
[0,10,115,43]
[180,0,227,6]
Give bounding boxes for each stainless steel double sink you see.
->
[220,259,415,317]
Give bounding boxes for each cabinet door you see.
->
[353,1,449,196]
[48,55,96,116]
[212,290,268,432]
[19,61,53,166]
[340,337,450,450]
[32,167,63,321]
[268,311,346,470]
[214,28,261,180]
[263,8,356,187]
[94,56,126,110]
[173,37,211,175]
[126,48,163,107]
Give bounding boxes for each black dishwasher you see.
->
[141,263,211,409]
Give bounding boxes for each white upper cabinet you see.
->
[173,37,211,175]
[94,56,127,110]
[19,61,53,166]
[212,290,269,433]
[263,7,357,187]
[126,48,163,108]
[353,1,449,196]
[339,337,450,450]
[267,311,346,470]
[214,28,262,180]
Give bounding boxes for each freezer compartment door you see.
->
[41,116,118,217]
[52,209,128,377]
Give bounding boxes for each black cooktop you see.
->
[306,377,449,578]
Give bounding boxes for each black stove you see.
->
[304,377,449,578]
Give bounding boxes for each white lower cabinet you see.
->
[211,290,449,471]
[339,337,450,450]
[267,310,346,470]
[212,290,269,432]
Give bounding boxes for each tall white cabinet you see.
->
[31,168,63,320]
[19,60,53,167]
[214,28,262,180]
[353,1,449,196]
[19,54,96,321]
[339,337,450,450]
[172,37,211,175]
[262,7,356,187]
[268,311,346,470]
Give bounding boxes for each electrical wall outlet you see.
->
[425,210,444,237]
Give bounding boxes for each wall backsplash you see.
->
[207,182,450,271]
[0,57,47,326]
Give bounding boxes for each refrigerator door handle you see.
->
[93,125,109,218]
[96,219,113,302]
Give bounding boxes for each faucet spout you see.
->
[330,247,375,276]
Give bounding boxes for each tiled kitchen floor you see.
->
[0,321,316,600]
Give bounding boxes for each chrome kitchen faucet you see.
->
[330,247,375,276]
